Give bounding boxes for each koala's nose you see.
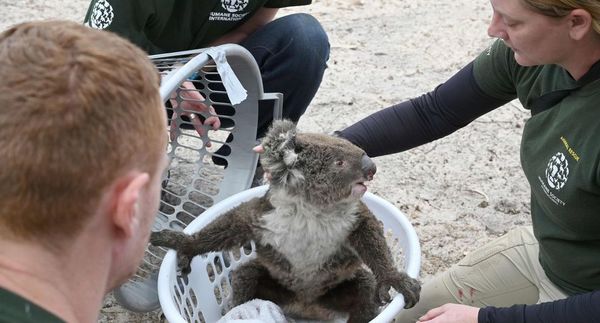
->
[361,154,377,181]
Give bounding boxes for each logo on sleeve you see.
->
[87,0,114,30]
[221,0,249,12]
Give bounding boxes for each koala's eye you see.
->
[335,160,345,166]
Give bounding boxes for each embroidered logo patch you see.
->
[221,0,249,13]
[545,152,569,190]
[88,0,114,30]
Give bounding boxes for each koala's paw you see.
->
[175,252,194,275]
[149,230,195,274]
[376,272,421,309]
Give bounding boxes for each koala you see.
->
[150,120,421,323]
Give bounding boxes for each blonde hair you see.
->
[0,21,165,243]
[523,0,600,34]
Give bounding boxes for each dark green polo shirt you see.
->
[0,287,64,323]
[83,0,311,54]
[473,39,600,295]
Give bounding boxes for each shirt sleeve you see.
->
[473,39,519,101]
[337,61,511,157]
[83,0,167,54]
[478,290,600,323]
[263,0,312,8]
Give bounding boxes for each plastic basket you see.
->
[113,44,282,312]
[157,185,421,323]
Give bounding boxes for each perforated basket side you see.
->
[158,186,421,323]
[159,186,268,323]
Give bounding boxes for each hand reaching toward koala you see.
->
[169,81,221,144]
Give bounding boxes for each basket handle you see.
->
[260,92,283,120]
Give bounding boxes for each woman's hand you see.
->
[417,303,480,323]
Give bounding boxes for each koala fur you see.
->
[150,120,421,323]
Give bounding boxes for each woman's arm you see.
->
[338,62,510,157]
[416,290,600,323]
[479,290,600,323]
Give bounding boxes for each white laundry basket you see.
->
[113,44,282,312]
[157,185,421,323]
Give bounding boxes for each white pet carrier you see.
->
[157,185,421,323]
[113,44,282,312]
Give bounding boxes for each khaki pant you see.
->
[396,227,568,323]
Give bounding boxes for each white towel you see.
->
[216,299,288,323]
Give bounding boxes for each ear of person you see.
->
[568,9,593,40]
[111,172,151,238]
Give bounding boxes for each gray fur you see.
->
[150,120,421,322]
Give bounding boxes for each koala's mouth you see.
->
[351,181,369,198]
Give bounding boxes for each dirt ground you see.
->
[1,0,533,322]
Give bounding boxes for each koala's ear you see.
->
[261,119,297,159]
[259,120,304,187]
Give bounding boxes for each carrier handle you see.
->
[260,92,283,121]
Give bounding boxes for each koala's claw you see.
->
[375,284,393,306]
[398,276,421,309]
[176,253,193,275]
[376,273,422,309]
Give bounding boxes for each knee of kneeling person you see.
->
[279,13,330,64]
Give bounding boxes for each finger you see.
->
[188,113,211,148]
[204,115,221,130]
[419,306,445,321]
[253,145,264,153]
[204,106,221,130]
[180,92,209,113]
[204,112,221,147]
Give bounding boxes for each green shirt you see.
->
[473,39,600,295]
[0,287,64,323]
[83,0,311,54]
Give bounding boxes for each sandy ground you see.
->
[1,0,533,322]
